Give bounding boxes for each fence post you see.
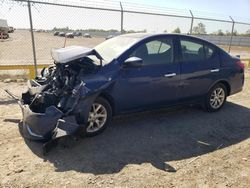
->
[28,0,38,78]
[228,16,235,53]
[189,10,194,35]
[120,2,124,34]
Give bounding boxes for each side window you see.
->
[131,38,174,65]
[146,40,162,54]
[146,40,171,55]
[204,44,214,59]
[180,39,205,62]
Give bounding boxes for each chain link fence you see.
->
[0,0,250,77]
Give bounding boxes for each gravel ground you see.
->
[0,69,249,187]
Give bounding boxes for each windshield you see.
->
[94,36,140,63]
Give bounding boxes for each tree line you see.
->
[52,27,146,34]
[170,23,250,36]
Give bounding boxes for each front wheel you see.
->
[204,83,227,112]
[79,97,112,137]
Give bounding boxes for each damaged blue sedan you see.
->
[8,33,244,150]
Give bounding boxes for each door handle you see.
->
[164,73,176,78]
[210,69,220,73]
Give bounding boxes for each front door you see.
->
[113,36,181,113]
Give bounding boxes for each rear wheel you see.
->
[205,83,227,112]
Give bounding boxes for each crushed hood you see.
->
[51,46,102,63]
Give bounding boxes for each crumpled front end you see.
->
[14,48,103,141]
[19,79,88,141]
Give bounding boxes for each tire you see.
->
[204,83,227,112]
[78,97,112,137]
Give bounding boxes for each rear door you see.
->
[178,36,220,100]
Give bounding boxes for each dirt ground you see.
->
[0,69,249,187]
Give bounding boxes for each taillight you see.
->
[236,61,245,70]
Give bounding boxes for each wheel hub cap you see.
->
[210,88,225,109]
[86,103,107,133]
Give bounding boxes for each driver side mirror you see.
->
[123,57,143,68]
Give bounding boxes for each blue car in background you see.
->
[11,33,245,144]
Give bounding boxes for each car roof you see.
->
[119,33,205,40]
[119,33,218,47]
[119,33,153,38]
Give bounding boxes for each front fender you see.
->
[73,79,115,125]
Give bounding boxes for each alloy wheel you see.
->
[86,103,107,133]
[210,87,225,109]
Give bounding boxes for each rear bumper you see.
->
[230,87,243,96]
[229,71,244,96]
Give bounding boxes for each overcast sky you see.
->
[0,0,250,33]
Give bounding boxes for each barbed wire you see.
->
[2,0,250,25]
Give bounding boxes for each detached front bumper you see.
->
[20,104,63,140]
[5,88,83,154]
[18,100,80,141]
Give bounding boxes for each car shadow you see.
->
[23,102,250,174]
[0,99,18,105]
